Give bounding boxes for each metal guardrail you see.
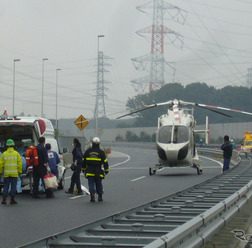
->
[20,148,252,248]
[198,147,240,166]
[146,165,252,247]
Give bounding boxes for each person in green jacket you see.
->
[0,139,22,204]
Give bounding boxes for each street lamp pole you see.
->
[95,35,105,136]
[56,68,61,131]
[12,59,20,116]
[41,58,48,117]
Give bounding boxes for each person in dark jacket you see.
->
[221,135,233,172]
[82,137,109,202]
[65,138,83,195]
[33,137,54,199]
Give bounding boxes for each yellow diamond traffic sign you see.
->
[74,115,89,130]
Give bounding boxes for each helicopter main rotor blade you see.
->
[180,100,252,117]
[116,104,157,119]
[178,100,252,117]
[197,105,233,117]
[196,103,252,117]
[117,98,252,120]
[116,100,174,119]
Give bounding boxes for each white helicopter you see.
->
[117,99,252,175]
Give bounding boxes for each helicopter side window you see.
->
[158,126,172,144]
[173,126,189,144]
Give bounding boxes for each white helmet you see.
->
[92,137,100,144]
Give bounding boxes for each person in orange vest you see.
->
[0,139,22,204]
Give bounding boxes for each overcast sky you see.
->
[0,0,251,120]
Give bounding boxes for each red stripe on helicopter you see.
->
[173,105,180,123]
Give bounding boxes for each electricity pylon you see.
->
[131,0,186,93]
[94,51,111,135]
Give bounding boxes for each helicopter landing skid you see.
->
[149,164,163,176]
[192,163,203,175]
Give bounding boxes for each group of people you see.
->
[0,136,109,204]
[0,137,61,204]
[32,137,60,199]
[65,137,109,202]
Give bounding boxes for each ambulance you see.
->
[0,114,66,193]
[241,131,252,156]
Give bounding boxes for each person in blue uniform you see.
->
[45,143,60,179]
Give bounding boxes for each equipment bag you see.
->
[25,146,39,166]
[43,173,58,189]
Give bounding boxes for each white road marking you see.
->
[67,152,130,200]
[65,152,131,180]
[110,153,131,168]
[108,151,130,158]
[131,176,146,182]
[200,155,223,168]
[112,167,147,170]
[202,166,222,169]
[69,195,86,199]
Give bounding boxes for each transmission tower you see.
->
[131,0,186,93]
[94,51,111,129]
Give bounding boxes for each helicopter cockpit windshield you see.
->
[158,125,189,144]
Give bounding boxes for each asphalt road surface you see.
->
[0,147,222,248]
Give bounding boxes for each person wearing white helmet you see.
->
[82,137,109,202]
[92,137,100,144]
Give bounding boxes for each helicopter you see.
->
[117,99,252,176]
